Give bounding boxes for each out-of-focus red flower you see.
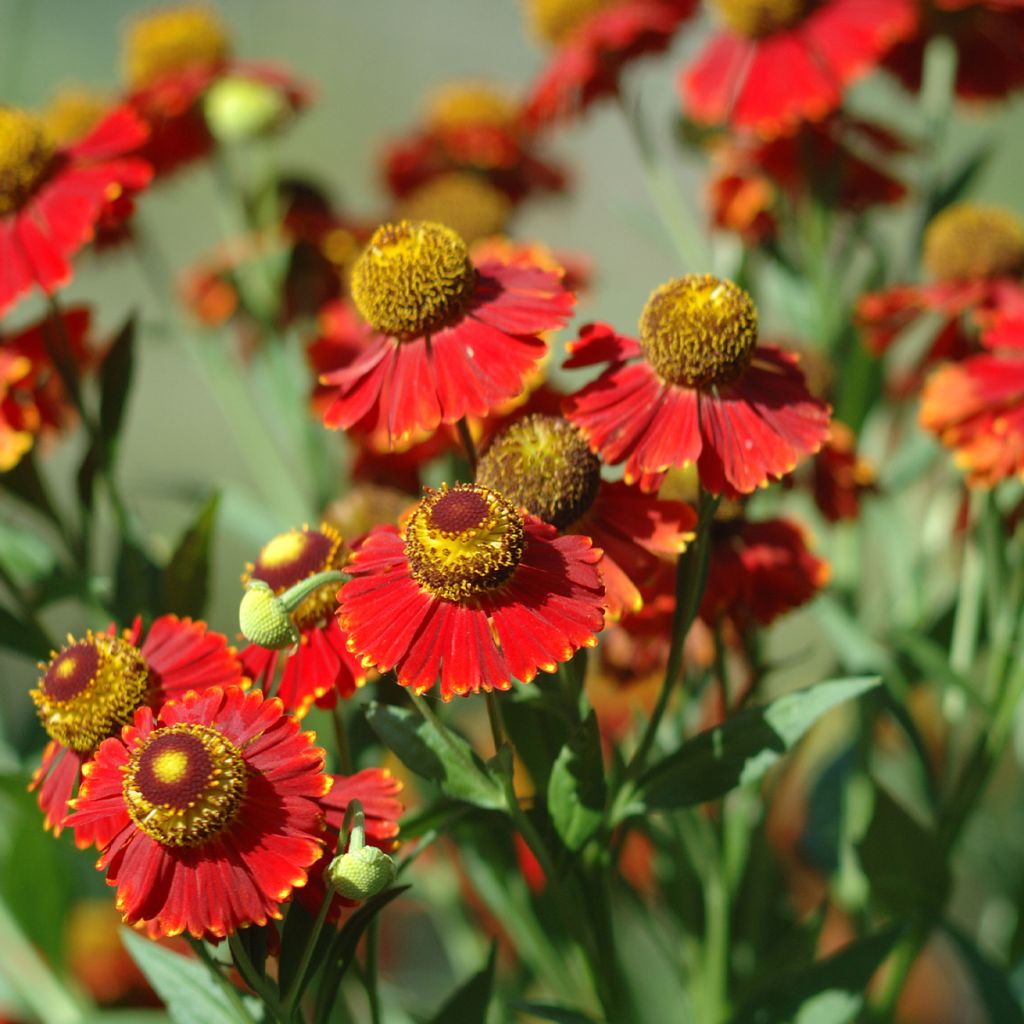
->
[563,279,830,497]
[680,0,916,139]
[885,0,1024,102]
[383,80,566,203]
[811,422,877,522]
[709,116,909,244]
[524,0,698,125]
[0,106,151,316]
[0,307,94,471]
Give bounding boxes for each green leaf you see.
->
[927,143,995,222]
[365,702,505,810]
[814,598,892,673]
[98,314,136,451]
[632,677,881,813]
[857,786,948,917]
[120,928,254,1024]
[160,491,220,617]
[0,519,58,581]
[426,943,497,1024]
[731,927,901,1024]
[113,535,162,622]
[945,924,1024,1024]
[0,604,52,660]
[547,711,606,851]
[513,1003,602,1023]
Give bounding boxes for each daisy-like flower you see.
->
[524,0,698,125]
[122,5,305,177]
[239,524,366,717]
[920,300,1024,487]
[67,686,330,939]
[858,203,1024,390]
[339,482,605,699]
[477,413,696,618]
[0,306,94,471]
[0,105,151,317]
[318,220,575,446]
[885,0,1024,103]
[396,172,512,246]
[562,276,831,496]
[679,0,917,139]
[383,80,566,204]
[29,615,245,846]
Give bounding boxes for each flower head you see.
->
[123,5,230,91]
[339,482,605,699]
[67,687,330,939]
[923,203,1024,284]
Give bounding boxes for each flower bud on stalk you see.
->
[326,800,397,901]
[238,569,347,650]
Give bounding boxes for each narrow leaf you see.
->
[99,314,136,450]
[547,711,607,851]
[513,1003,602,1023]
[945,924,1024,1024]
[426,943,497,1024]
[632,677,881,813]
[160,491,220,617]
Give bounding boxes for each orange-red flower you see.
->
[477,413,696,618]
[0,306,94,471]
[339,483,605,699]
[680,0,916,139]
[319,220,575,446]
[563,278,830,496]
[524,0,698,124]
[30,616,246,846]
[239,524,366,717]
[809,422,876,522]
[920,299,1024,486]
[67,686,330,939]
[0,106,151,316]
[885,0,1024,102]
[701,515,829,628]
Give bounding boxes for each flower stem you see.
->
[331,702,353,775]
[456,417,478,476]
[281,889,334,1019]
[484,689,506,754]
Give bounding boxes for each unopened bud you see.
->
[326,845,397,902]
[239,580,297,650]
[205,76,288,143]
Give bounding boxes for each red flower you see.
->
[319,220,575,446]
[0,306,94,471]
[30,616,245,846]
[239,524,366,717]
[0,106,151,317]
[680,0,916,139]
[708,115,909,244]
[885,0,1024,102]
[809,422,876,522]
[524,0,698,125]
[67,687,330,940]
[920,302,1024,486]
[701,516,830,628]
[476,413,697,618]
[296,768,404,919]
[339,483,605,700]
[562,278,830,497]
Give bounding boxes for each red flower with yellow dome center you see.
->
[562,276,830,497]
[679,0,916,139]
[0,105,151,317]
[319,220,575,447]
[121,5,306,177]
[919,300,1024,487]
[858,203,1024,392]
[67,686,330,940]
[29,615,245,846]
[884,0,1024,103]
[239,524,366,717]
[523,0,698,125]
[339,483,605,699]
[477,413,697,619]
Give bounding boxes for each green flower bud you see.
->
[239,580,298,650]
[204,76,288,144]
[326,845,397,902]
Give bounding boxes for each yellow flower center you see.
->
[477,414,601,530]
[123,5,230,91]
[526,0,618,45]
[42,89,111,147]
[405,484,526,601]
[425,82,518,131]
[923,203,1024,283]
[639,273,759,389]
[0,108,55,216]
[31,635,150,753]
[123,724,247,847]
[397,174,511,246]
[246,523,345,632]
[712,0,807,37]
[350,220,477,339]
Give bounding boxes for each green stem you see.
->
[331,703,353,775]
[281,890,334,1018]
[456,417,478,476]
[364,918,382,1024]
[484,689,506,754]
[194,936,265,1023]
